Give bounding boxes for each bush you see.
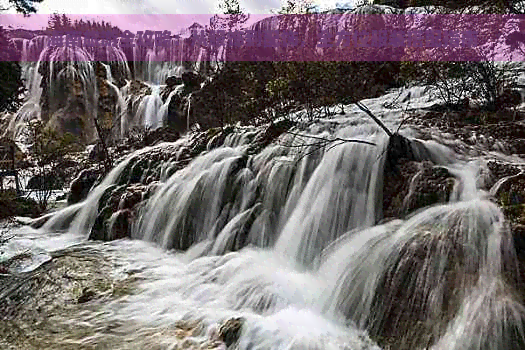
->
[0,189,42,220]
[401,61,520,111]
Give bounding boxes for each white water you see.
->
[7,37,187,140]
[4,84,525,349]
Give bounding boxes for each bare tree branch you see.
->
[284,130,376,146]
[354,101,393,137]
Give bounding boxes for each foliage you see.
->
[374,0,524,13]
[265,61,400,119]
[218,0,244,14]
[1,0,43,14]
[401,61,519,111]
[194,0,402,127]
[0,189,42,220]
[278,0,319,14]
[0,0,41,114]
[24,120,82,210]
[46,14,123,38]
[212,0,249,30]
[0,27,23,113]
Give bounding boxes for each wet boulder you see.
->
[88,142,107,163]
[368,231,465,349]
[68,168,100,205]
[181,71,202,90]
[89,183,159,241]
[129,80,152,96]
[480,160,521,191]
[165,76,183,88]
[495,173,525,265]
[164,92,190,133]
[247,120,296,154]
[143,127,180,146]
[218,317,244,347]
[383,160,456,219]
[106,209,133,241]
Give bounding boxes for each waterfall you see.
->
[42,154,135,234]
[105,80,127,138]
[29,82,525,349]
[8,37,131,141]
[187,92,192,131]
[275,134,387,267]
[137,85,164,130]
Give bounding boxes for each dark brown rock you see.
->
[383,160,455,219]
[218,317,244,347]
[165,76,182,87]
[107,209,133,241]
[68,169,100,205]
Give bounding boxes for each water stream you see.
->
[2,74,525,349]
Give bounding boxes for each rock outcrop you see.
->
[383,160,456,219]
[68,168,101,205]
[383,133,455,219]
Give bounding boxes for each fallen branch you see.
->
[277,130,376,164]
[354,101,393,137]
[283,130,376,146]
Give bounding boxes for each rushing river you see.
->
[2,84,525,350]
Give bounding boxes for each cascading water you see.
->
[8,37,133,141]
[5,83,525,349]
[137,85,164,129]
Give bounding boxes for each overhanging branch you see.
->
[354,101,393,137]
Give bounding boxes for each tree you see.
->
[60,14,72,30]
[46,13,62,32]
[0,27,23,113]
[401,61,520,111]
[278,0,318,13]
[218,0,244,14]
[374,0,525,13]
[0,0,43,114]
[212,0,249,32]
[24,120,82,210]
[1,0,43,14]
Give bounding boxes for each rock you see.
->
[129,80,151,96]
[385,133,431,173]
[89,184,155,241]
[77,287,97,303]
[248,120,296,154]
[383,160,456,219]
[143,127,180,146]
[0,249,117,348]
[412,110,525,157]
[368,231,464,349]
[107,209,133,241]
[513,224,525,258]
[166,76,183,87]
[46,101,97,144]
[218,317,244,347]
[495,173,525,225]
[88,142,107,162]
[495,89,522,109]
[483,160,521,190]
[68,168,100,205]
[165,93,187,132]
[181,72,202,89]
